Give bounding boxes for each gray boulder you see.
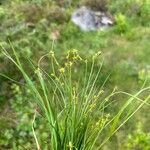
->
[71,6,113,31]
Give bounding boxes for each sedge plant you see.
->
[1,46,150,150]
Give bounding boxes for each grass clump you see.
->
[114,13,129,33]
[1,47,150,149]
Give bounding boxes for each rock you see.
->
[71,6,114,31]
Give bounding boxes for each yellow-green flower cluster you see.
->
[49,50,54,57]
[66,49,83,61]
[92,51,101,60]
[59,67,65,74]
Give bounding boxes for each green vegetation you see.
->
[0,0,150,149]
[126,123,150,150]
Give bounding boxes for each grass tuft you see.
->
[1,46,150,149]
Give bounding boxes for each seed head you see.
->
[49,51,54,57]
[59,68,65,74]
[92,51,102,60]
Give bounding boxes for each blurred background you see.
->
[0,0,150,149]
